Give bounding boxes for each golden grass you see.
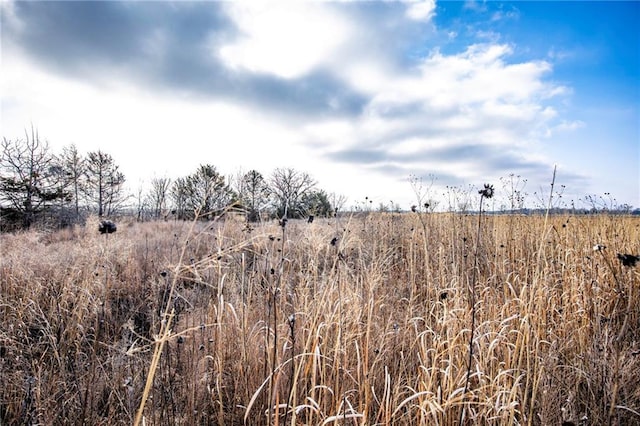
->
[1,212,638,425]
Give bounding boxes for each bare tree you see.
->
[229,167,246,200]
[269,168,316,219]
[147,176,171,219]
[329,192,348,215]
[85,150,126,217]
[134,181,151,222]
[0,128,67,229]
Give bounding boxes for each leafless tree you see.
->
[329,192,348,215]
[0,127,67,229]
[134,181,151,222]
[147,176,171,219]
[269,168,316,219]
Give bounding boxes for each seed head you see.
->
[98,220,117,234]
[479,183,494,199]
[617,253,639,267]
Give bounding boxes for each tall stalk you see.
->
[268,217,287,425]
[459,184,494,425]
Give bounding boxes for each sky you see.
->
[1,0,639,211]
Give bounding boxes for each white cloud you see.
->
[217,2,352,79]
[3,32,570,206]
[464,0,487,12]
[304,41,570,195]
[5,2,629,208]
[405,0,436,21]
[342,61,390,95]
[551,119,585,133]
[358,43,559,116]
[1,52,307,188]
[491,9,520,22]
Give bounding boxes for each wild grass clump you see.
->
[1,212,638,425]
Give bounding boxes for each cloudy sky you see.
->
[2,0,638,210]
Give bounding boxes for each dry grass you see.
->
[1,212,639,425]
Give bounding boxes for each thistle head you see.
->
[479,184,494,199]
[617,253,639,267]
[98,220,117,234]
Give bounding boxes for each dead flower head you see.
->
[617,253,639,267]
[479,184,494,199]
[98,220,117,234]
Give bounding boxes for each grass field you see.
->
[1,212,638,425]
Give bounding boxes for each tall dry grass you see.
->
[1,212,638,425]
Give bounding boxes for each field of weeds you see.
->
[1,212,639,425]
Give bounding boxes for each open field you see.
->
[1,212,639,425]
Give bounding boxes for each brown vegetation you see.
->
[1,212,639,425]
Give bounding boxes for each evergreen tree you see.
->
[85,150,126,217]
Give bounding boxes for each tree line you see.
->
[0,129,343,231]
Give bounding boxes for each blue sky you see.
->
[1,0,638,210]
